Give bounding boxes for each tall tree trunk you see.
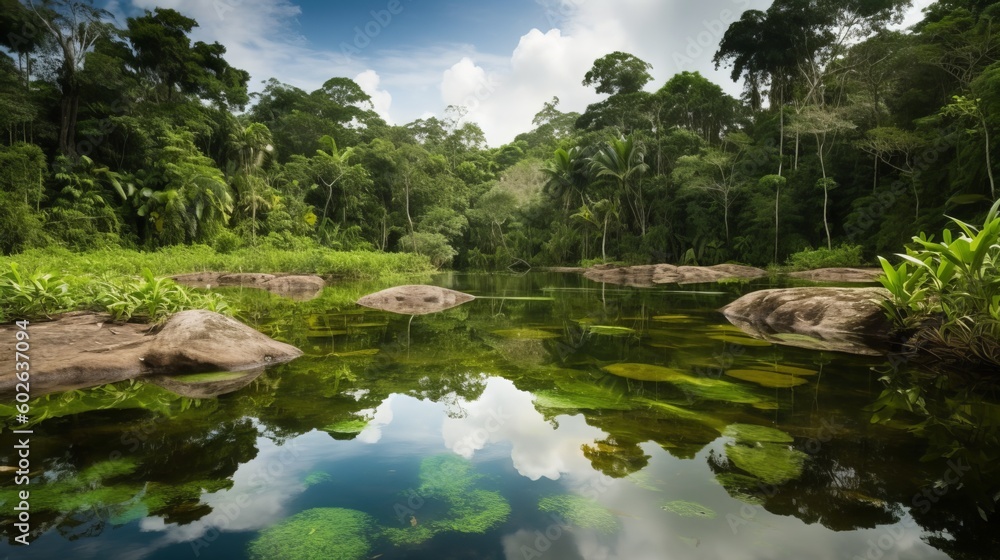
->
[774,185,780,264]
[601,214,608,262]
[404,177,417,254]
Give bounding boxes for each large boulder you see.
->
[357,285,475,315]
[0,310,301,397]
[721,287,894,356]
[582,264,768,287]
[143,309,302,373]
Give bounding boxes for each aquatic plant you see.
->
[724,369,808,388]
[303,472,332,487]
[248,508,378,560]
[384,455,511,546]
[322,418,370,435]
[491,328,562,340]
[604,363,761,404]
[537,494,621,534]
[725,442,807,485]
[661,500,717,519]
[714,473,766,505]
[723,423,794,444]
[586,325,636,336]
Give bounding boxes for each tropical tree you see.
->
[672,133,752,244]
[26,0,113,157]
[589,136,649,238]
[228,123,274,242]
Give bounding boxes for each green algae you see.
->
[538,495,621,534]
[723,423,795,444]
[725,443,808,485]
[707,334,773,347]
[661,500,717,519]
[604,363,761,404]
[586,325,637,336]
[303,471,332,487]
[323,418,370,434]
[603,363,688,382]
[248,508,377,560]
[491,328,561,340]
[384,455,511,546]
[725,369,809,388]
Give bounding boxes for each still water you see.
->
[1,272,998,559]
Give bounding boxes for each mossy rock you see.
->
[661,500,717,519]
[723,423,794,445]
[725,443,808,485]
[491,328,561,340]
[538,495,620,534]
[248,508,377,560]
[725,369,808,388]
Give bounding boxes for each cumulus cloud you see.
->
[355,69,394,123]
[127,0,338,92]
[441,377,606,481]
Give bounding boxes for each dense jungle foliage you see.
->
[1,0,998,271]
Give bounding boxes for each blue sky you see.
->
[110,0,935,146]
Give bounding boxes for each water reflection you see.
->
[1,272,998,559]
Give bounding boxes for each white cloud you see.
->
[355,69,393,123]
[128,0,360,94]
[441,377,606,481]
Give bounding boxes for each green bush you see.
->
[212,230,243,254]
[786,244,864,270]
[878,199,1000,367]
[0,263,75,320]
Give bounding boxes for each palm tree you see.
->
[588,136,649,238]
[542,146,585,214]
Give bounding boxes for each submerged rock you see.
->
[582,264,768,286]
[356,285,475,315]
[171,272,325,301]
[721,287,893,356]
[0,310,301,397]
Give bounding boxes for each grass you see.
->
[3,244,434,280]
[0,245,434,323]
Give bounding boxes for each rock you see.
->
[357,285,475,315]
[146,368,265,399]
[143,310,302,373]
[171,272,325,301]
[721,287,893,356]
[583,264,768,287]
[787,268,882,283]
[260,275,326,301]
[0,310,301,398]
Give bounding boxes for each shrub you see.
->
[0,263,75,320]
[786,244,864,270]
[878,199,1000,368]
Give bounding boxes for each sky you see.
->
[108,0,937,146]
